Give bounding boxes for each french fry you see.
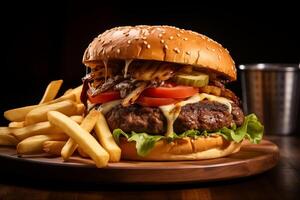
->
[8,121,25,128]
[76,103,85,114]
[48,111,109,168]
[12,115,83,141]
[17,134,68,155]
[0,134,18,146]
[77,147,89,158]
[24,100,83,125]
[4,93,76,122]
[49,93,76,104]
[0,127,18,146]
[43,141,66,156]
[4,105,40,122]
[94,112,121,162]
[0,127,12,135]
[64,88,73,95]
[69,85,82,103]
[61,110,100,160]
[39,80,63,104]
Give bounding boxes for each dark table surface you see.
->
[0,135,299,200]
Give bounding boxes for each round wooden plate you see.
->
[0,140,279,184]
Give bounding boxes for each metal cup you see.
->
[239,63,300,135]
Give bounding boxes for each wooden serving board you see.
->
[0,140,279,184]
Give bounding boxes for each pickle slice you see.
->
[174,73,209,87]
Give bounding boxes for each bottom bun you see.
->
[119,135,242,161]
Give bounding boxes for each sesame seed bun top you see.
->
[83,25,237,81]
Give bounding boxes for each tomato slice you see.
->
[142,86,198,99]
[88,90,120,104]
[137,96,180,107]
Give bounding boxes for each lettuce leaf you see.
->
[128,133,163,156]
[112,114,264,157]
[243,114,264,144]
[113,128,129,144]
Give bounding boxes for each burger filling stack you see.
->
[81,25,263,161]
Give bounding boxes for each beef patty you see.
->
[105,100,244,135]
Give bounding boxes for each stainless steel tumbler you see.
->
[239,63,300,135]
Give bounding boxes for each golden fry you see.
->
[12,115,83,141]
[4,105,40,122]
[94,112,121,162]
[8,121,25,128]
[61,110,100,160]
[39,80,63,104]
[4,93,76,122]
[43,141,66,156]
[0,127,18,146]
[64,89,73,95]
[0,127,12,135]
[68,85,82,103]
[17,134,68,155]
[76,104,85,114]
[48,111,109,168]
[24,100,82,125]
[77,147,89,158]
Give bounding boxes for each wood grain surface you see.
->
[0,139,279,184]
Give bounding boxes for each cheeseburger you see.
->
[81,25,263,161]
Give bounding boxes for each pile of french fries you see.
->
[0,80,121,167]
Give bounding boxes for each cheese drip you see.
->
[159,93,233,136]
[124,59,133,78]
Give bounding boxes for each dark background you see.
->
[1,1,299,125]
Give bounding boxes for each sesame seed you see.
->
[176,33,181,37]
[160,39,165,44]
[158,33,163,38]
[173,48,180,54]
[211,48,216,52]
[116,49,120,54]
[180,30,184,33]
[146,44,151,49]
[127,40,131,44]
[185,51,191,55]
[169,36,174,40]
[143,41,148,45]
[183,37,188,41]
[164,44,169,50]
[225,48,229,53]
[142,36,147,40]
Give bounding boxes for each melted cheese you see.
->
[124,59,133,78]
[159,94,202,136]
[159,93,233,136]
[98,100,121,115]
